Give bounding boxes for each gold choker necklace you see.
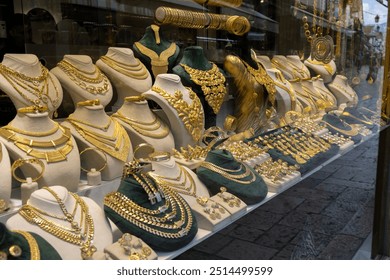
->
[134,42,177,78]
[151,86,204,142]
[56,60,109,95]
[112,111,169,139]
[180,63,227,114]
[100,56,149,80]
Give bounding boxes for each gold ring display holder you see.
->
[154,7,251,36]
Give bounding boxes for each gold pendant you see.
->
[311,35,334,64]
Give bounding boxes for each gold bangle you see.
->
[148,151,171,162]
[125,96,146,103]
[11,158,45,183]
[79,147,108,173]
[17,105,48,114]
[77,99,101,107]
[133,143,155,160]
[223,115,237,131]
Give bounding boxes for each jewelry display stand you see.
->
[6,185,113,260]
[286,55,311,79]
[0,54,63,116]
[304,56,336,83]
[96,47,153,111]
[62,102,132,181]
[148,155,232,231]
[0,110,80,192]
[51,55,113,107]
[0,142,11,208]
[328,75,359,107]
[300,79,326,117]
[266,70,295,117]
[112,97,175,152]
[312,76,337,109]
[143,74,205,148]
[289,79,317,115]
[264,171,302,193]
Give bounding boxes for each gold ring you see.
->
[79,147,108,173]
[11,158,45,183]
[223,115,237,131]
[77,99,100,107]
[148,151,171,162]
[17,105,48,114]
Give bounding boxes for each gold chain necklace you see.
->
[56,60,109,95]
[19,187,97,259]
[134,42,177,78]
[112,111,170,139]
[321,120,360,136]
[0,63,60,108]
[180,63,227,114]
[99,56,149,80]
[200,161,256,184]
[67,118,130,162]
[151,86,204,142]
[241,59,276,95]
[67,115,111,131]
[285,59,309,78]
[330,83,357,101]
[306,58,334,74]
[11,230,41,260]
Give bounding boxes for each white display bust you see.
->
[0,142,11,206]
[96,47,153,110]
[61,101,133,181]
[256,55,273,70]
[6,185,113,260]
[271,55,294,80]
[286,55,311,79]
[50,55,113,107]
[113,97,175,152]
[312,76,337,109]
[143,74,205,149]
[0,54,63,116]
[304,56,337,83]
[328,75,358,107]
[0,109,80,192]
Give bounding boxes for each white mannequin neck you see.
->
[256,55,273,69]
[8,111,57,132]
[104,47,139,64]
[1,54,41,76]
[63,55,96,73]
[117,100,155,122]
[28,186,73,216]
[333,75,349,86]
[69,104,110,125]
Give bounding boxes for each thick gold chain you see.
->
[151,86,204,142]
[200,161,256,184]
[180,63,227,114]
[12,230,41,260]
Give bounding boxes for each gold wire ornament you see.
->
[11,158,45,183]
[79,147,108,173]
[17,105,49,114]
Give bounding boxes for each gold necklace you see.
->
[67,115,111,131]
[330,83,357,101]
[2,122,60,137]
[11,230,41,260]
[285,59,309,78]
[19,187,97,260]
[112,111,170,139]
[321,120,360,136]
[241,59,276,95]
[151,86,204,142]
[306,58,334,74]
[56,60,109,95]
[134,42,177,78]
[200,161,256,184]
[67,118,130,162]
[341,111,374,126]
[180,63,227,114]
[99,56,149,80]
[273,71,297,109]
[0,63,60,109]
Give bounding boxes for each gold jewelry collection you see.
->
[180,63,227,114]
[99,56,149,80]
[56,60,109,95]
[19,187,97,260]
[151,86,204,142]
[254,158,300,183]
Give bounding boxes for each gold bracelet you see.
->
[17,105,48,114]
[224,115,237,131]
[79,147,108,173]
[149,151,171,162]
[133,143,155,161]
[11,158,45,183]
[125,96,146,103]
[77,99,101,107]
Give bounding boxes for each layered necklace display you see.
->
[104,173,194,239]
[99,56,149,80]
[0,122,73,163]
[0,62,60,109]
[151,86,204,142]
[200,161,257,185]
[180,63,227,114]
[134,42,177,78]
[18,187,96,260]
[272,58,308,79]
[56,60,109,95]
[112,110,170,139]
[66,114,130,162]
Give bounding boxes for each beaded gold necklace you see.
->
[180,63,227,114]
[151,86,204,142]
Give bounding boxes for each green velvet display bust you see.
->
[196,149,268,205]
[0,223,62,260]
[104,173,198,252]
[133,25,180,80]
